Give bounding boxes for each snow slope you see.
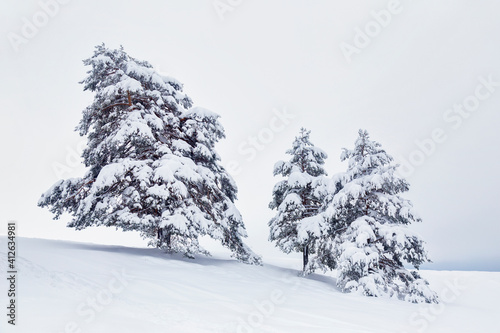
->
[0,236,498,333]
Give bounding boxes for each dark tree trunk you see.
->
[303,244,309,272]
[165,232,172,250]
[157,227,163,247]
[157,227,172,251]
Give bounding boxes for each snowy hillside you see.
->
[1,236,498,333]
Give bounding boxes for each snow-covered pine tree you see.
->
[38,44,261,264]
[325,129,438,303]
[269,128,328,273]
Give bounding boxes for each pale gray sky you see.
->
[1,0,499,270]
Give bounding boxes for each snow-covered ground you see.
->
[0,236,498,333]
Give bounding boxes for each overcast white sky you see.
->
[1,0,499,271]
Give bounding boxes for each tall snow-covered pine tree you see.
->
[269,128,328,273]
[38,44,260,264]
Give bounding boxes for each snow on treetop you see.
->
[102,76,143,94]
[92,54,114,64]
[125,61,180,94]
[82,44,191,110]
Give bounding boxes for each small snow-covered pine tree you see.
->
[38,44,260,264]
[269,128,328,273]
[325,130,438,303]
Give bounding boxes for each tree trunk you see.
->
[303,244,309,272]
[166,232,172,250]
[158,227,173,251]
[157,227,163,247]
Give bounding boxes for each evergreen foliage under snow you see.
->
[38,44,261,264]
[306,130,438,303]
[268,128,328,273]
